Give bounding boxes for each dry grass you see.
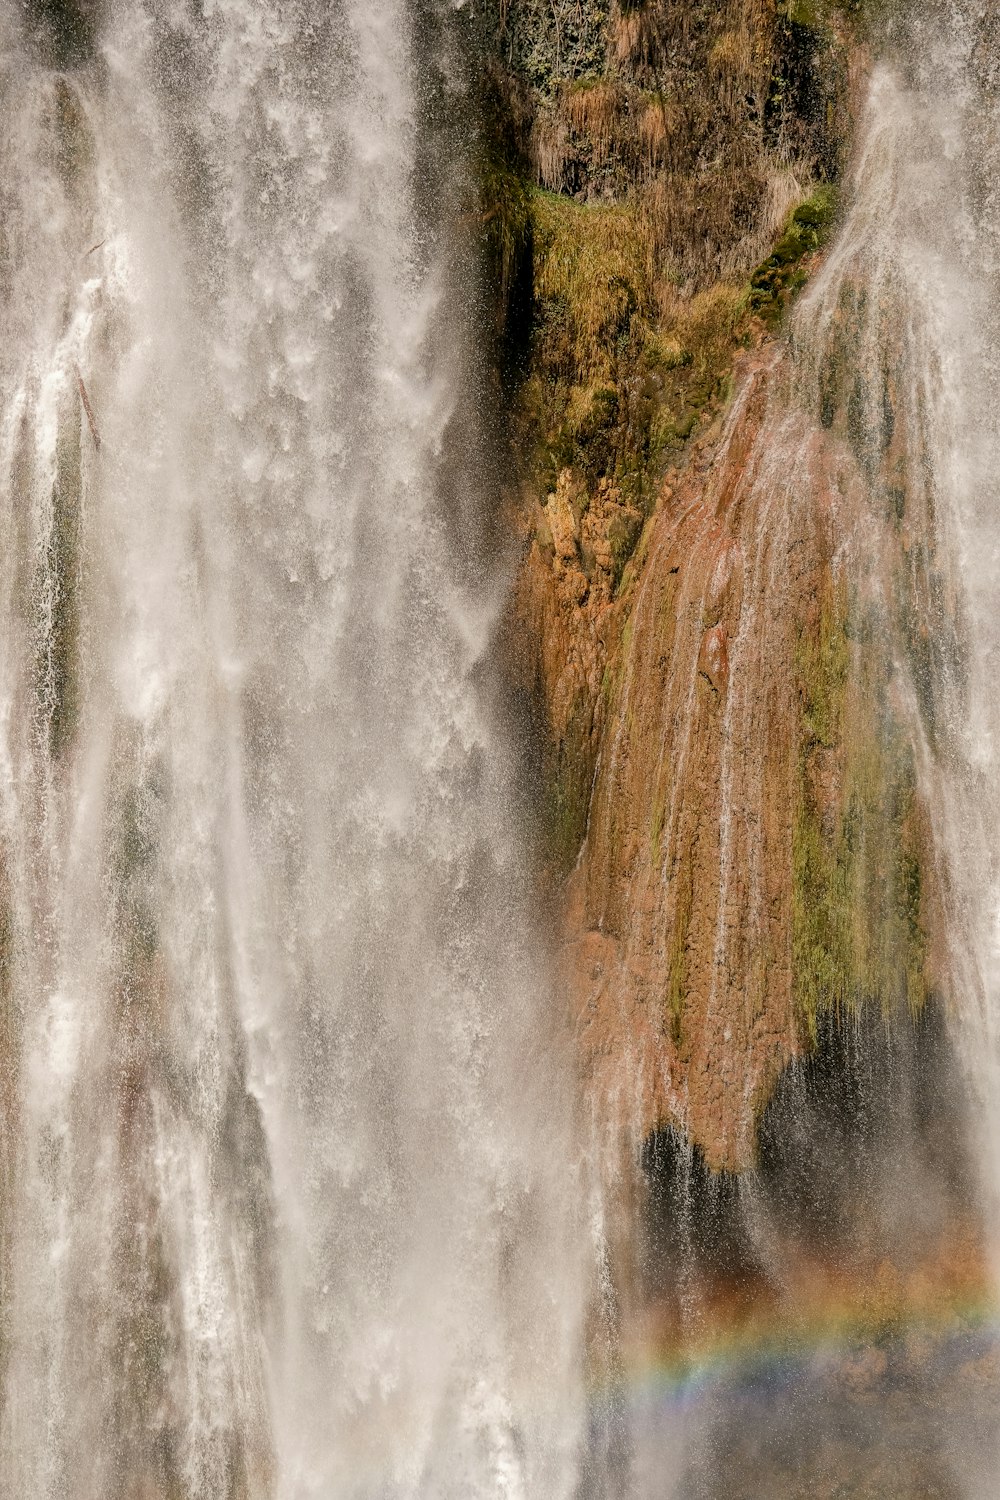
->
[533,79,635,193]
[531,106,572,191]
[610,3,660,69]
[636,98,674,173]
[563,80,625,156]
[508,0,849,284]
[708,26,770,112]
[522,170,839,513]
[490,0,853,538]
[758,165,813,255]
[523,181,767,513]
[531,191,658,378]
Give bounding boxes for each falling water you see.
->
[800,1,1000,1245]
[10,1,1000,1498]
[0,4,588,1497]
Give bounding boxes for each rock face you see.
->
[568,349,812,1170]
[486,0,862,893]
[494,1,940,1171]
[561,338,935,1170]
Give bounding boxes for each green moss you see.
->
[608,507,643,592]
[793,779,853,1044]
[545,695,596,874]
[781,0,824,23]
[501,151,843,585]
[892,547,958,754]
[617,514,655,598]
[524,185,748,526]
[781,0,873,24]
[792,586,928,1042]
[798,583,850,748]
[749,186,839,323]
[479,154,532,342]
[798,0,903,36]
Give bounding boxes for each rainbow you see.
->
[595,1275,1000,1417]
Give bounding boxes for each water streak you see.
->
[0,5,587,1496]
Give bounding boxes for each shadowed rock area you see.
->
[622,1001,994,1498]
[25,0,97,68]
[640,1001,981,1322]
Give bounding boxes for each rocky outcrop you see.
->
[560,330,936,1169]
[492,1,950,1171]
[487,1,862,869]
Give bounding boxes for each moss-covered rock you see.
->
[793,583,928,1045]
[750,186,840,322]
[524,188,752,502]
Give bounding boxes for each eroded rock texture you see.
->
[564,338,936,1169]
[496,1,945,1171]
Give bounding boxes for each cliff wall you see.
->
[487,0,935,1169]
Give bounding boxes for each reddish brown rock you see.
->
[508,326,940,1171]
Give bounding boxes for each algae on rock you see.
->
[792,583,929,1046]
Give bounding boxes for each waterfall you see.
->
[8,1,1000,1497]
[799,3,1000,1241]
[0,5,588,1497]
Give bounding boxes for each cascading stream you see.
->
[0,5,588,1497]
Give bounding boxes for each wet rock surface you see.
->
[554,331,936,1169]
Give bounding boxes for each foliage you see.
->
[530,191,655,376]
[496,0,611,91]
[479,154,533,339]
[548,697,599,872]
[487,0,856,286]
[524,178,831,516]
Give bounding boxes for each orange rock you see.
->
[506,325,940,1172]
[546,481,578,562]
